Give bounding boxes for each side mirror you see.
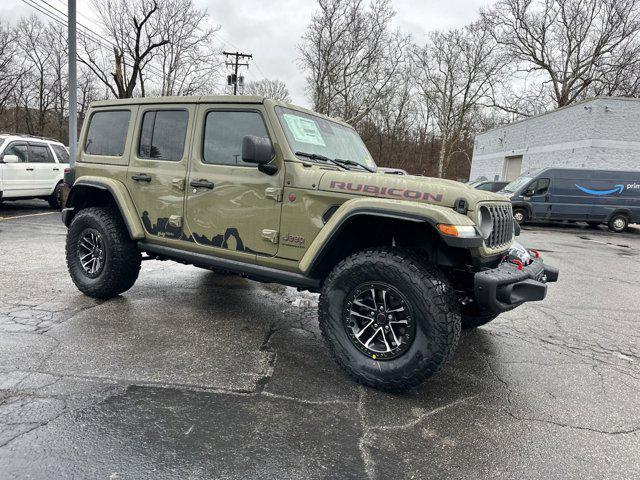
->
[2,154,19,164]
[523,188,535,197]
[242,135,274,165]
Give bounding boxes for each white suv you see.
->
[0,134,70,209]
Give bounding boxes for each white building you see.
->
[470,97,640,182]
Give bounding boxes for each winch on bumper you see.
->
[473,245,559,314]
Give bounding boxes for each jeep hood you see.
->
[318,171,506,210]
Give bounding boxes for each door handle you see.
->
[26,167,34,171]
[131,173,152,182]
[190,179,215,189]
[53,167,60,171]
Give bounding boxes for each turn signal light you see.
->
[437,224,477,238]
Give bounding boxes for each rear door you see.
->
[126,105,194,242]
[183,104,284,259]
[28,142,59,194]
[0,142,33,197]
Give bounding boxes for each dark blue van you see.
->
[500,168,640,232]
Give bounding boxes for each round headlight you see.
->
[477,206,494,239]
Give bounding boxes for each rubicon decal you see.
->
[330,181,443,202]
[575,184,624,195]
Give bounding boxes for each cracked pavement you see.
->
[1,200,639,479]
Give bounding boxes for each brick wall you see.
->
[470,97,640,181]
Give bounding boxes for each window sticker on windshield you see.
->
[283,114,326,146]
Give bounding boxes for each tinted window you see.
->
[203,111,269,166]
[29,144,54,163]
[476,183,493,191]
[85,110,131,156]
[138,110,189,161]
[3,143,28,162]
[534,178,550,195]
[51,144,69,163]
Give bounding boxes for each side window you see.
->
[534,178,550,195]
[51,144,70,163]
[138,110,189,161]
[3,143,28,162]
[29,144,54,163]
[85,110,131,156]
[203,111,270,166]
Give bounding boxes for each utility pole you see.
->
[223,51,252,95]
[68,0,77,166]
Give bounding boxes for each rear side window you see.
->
[138,110,189,161]
[3,143,28,162]
[51,144,69,163]
[29,144,54,163]
[85,110,131,156]
[203,111,269,166]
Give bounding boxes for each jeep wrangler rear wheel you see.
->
[66,207,141,299]
[319,248,461,392]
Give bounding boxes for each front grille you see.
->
[485,204,514,249]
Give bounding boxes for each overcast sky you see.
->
[2,0,493,106]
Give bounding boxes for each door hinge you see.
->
[265,187,282,202]
[172,178,185,191]
[261,229,279,244]
[168,215,183,228]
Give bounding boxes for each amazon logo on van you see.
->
[575,184,625,196]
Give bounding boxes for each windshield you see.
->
[275,106,376,170]
[503,176,533,193]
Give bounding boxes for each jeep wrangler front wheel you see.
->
[319,248,461,392]
[66,207,141,299]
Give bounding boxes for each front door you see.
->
[126,105,195,241]
[527,178,551,220]
[184,105,283,259]
[0,142,32,197]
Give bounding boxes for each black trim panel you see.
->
[307,207,483,275]
[138,241,320,290]
[64,180,139,239]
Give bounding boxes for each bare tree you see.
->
[152,0,221,96]
[413,22,506,177]
[484,0,640,113]
[243,79,291,102]
[15,15,55,135]
[79,0,169,98]
[0,20,20,113]
[46,23,69,140]
[299,0,410,124]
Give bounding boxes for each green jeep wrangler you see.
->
[62,96,558,392]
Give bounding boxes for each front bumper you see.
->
[474,257,559,314]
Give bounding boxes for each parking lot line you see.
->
[0,211,58,221]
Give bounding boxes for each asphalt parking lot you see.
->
[1,200,639,479]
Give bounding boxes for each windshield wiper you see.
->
[333,158,375,173]
[295,151,350,170]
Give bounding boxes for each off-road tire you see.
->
[318,248,461,392]
[66,206,141,299]
[48,182,63,210]
[608,214,628,233]
[513,208,527,225]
